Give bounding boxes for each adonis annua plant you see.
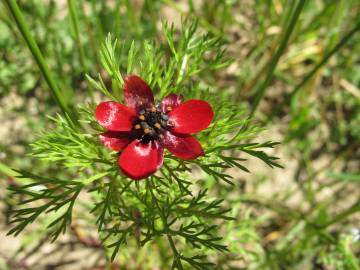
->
[8,22,281,269]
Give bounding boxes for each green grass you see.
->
[0,0,359,269]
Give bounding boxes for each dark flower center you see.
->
[132,105,173,143]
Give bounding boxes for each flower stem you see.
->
[167,234,184,270]
[249,0,307,117]
[148,179,184,269]
[4,0,75,123]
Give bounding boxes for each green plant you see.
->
[6,22,281,269]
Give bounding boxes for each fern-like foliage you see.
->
[8,21,281,269]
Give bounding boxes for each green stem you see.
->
[167,234,184,270]
[268,20,360,121]
[0,162,17,178]
[0,162,32,184]
[67,0,87,73]
[161,0,224,38]
[287,20,360,99]
[321,199,360,228]
[3,0,75,123]
[341,237,360,270]
[249,0,307,117]
[67,0,94,99]
[148,179,184,270]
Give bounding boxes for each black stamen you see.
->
[132,105,173,143]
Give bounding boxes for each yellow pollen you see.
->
[154,123,161,129]
[166,106,172,112]
[139,115,145,121]
[144,128,150,134]
[134,124,141,129]
[150,106,156,112]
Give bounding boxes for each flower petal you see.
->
[95,101,135,132]
[119,140,164,180]
[161,131,204,160]
[124,75,154,110]
[160,94,183,112]
[99,131,131,152]
[168,100,214,134]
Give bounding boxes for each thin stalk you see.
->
[249,0,307,117]
[0,162,32,184]
[4,0,75,123]
[161,0,224,38]
[341,237,360,270]
[0,162,17,178]
[148,179,184,270]
[114,0,122,38]
[67,0,94,99]
[287,21,360,99]
[268,20,360,121]
[91,0,105,42]
[167,234,184,270]
[78,0,100,64]
[320,199,360,228]
[67,0,87,72]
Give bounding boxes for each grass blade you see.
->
[250,0,307,116]
[268,20,360,121]
[287,20,360,99]
[67,0,87,73]
[4,0,75,123]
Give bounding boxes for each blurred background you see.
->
[0,0,359,269]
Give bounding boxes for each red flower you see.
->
[95,75,214,180]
